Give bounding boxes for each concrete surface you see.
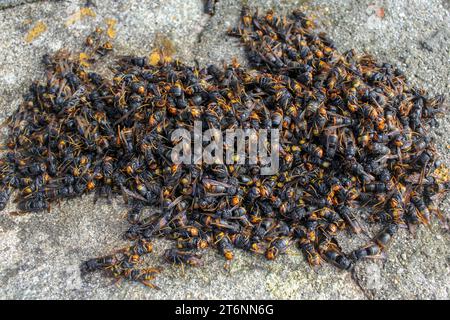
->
[0,0,449,300]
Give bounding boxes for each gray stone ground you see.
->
[0,0,449,300]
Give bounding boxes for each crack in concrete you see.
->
[351,268,376,300]
[196,11,214,44]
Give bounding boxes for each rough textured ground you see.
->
[0,0,449,300]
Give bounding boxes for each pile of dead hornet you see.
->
[0,8,448,288]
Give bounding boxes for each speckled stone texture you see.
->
[0,0,449,299]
